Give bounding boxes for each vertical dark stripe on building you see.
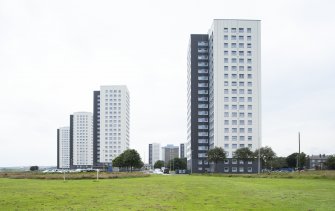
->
[93,91,100,167]
[57,129,60,169]
[69,115,74,169]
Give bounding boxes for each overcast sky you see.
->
[1,0,335,167]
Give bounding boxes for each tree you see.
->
[324,155,335,170]
[207,147,226,173]
[112,149,143,172]
[271,157,288,169]
[123,149,142,172]
[233,147,254,162]
[154,160,165,169]
[112,155,125,169]
[166,158,187,171]
[254,146,276,170]
[30,166,39,171]
[286,152,306,169]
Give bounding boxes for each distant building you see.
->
[149,143,160,166]
[180,143,186,158]
[57,126,70,169]
[162,144,179,164]
[93,85,130,167]
[308,154,329,170]
[70,112,93,169]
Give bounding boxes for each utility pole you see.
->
[296,132,300,170]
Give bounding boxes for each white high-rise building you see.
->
[208,19,261,156]
[187,19,261,173]
[148,143,160,166]
[57,126,70,169]
[93,85,130,165]
[70,112,93,168]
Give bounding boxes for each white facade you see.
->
[72,112,93,166]
[58,126,70,169]
[208,19,261,157]
[149,143,160,165]
[99,85,130,163]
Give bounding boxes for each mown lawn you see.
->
[1,174,335,210]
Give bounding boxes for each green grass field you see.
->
[1,174,335,210]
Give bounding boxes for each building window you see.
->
[224,66,229,71]
[231,28,236,33]
[239,28,244,33]
[224,89,229,94]
[224,136,229,141]
[232,167,237,172]
[247,28,251,33]
[224,43,229,48]
[224,159,229,164]
[231,43,237,48]
[247,167,252,172]
[198,125,208,129]
[198,69,208,73]
[231,35,236,40]
[240,128,245,133]
[198,83,208,87]
[224,167,229,172]
[224,120,229,125]
[232,66,237,71]
[232,120,237,125]
[247,43,252,48]
[232,51,237,56]
[224,58,229,63]
[224,128,229,133]
[248,89,252,94]
[198,111,208,115]
[232,128,237,133]
[248,136,252,141]
[224,105,229,109]
[239,89,245,94]
[224,28,228,33]
[232,136,237,141]
[239,43,244,48]
[198,90,208,94]
[224,51,229,55]
[224,112,229,117]
[239,36,244,41]
[239,167,244,172]
[224,35,228,40]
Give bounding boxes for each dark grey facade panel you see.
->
[93,91,100,167]
[69,115,74,169]
[57,129,59,169]
[188,34,209,173]
[149,144,153,165]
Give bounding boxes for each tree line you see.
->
[206,146,335,172]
